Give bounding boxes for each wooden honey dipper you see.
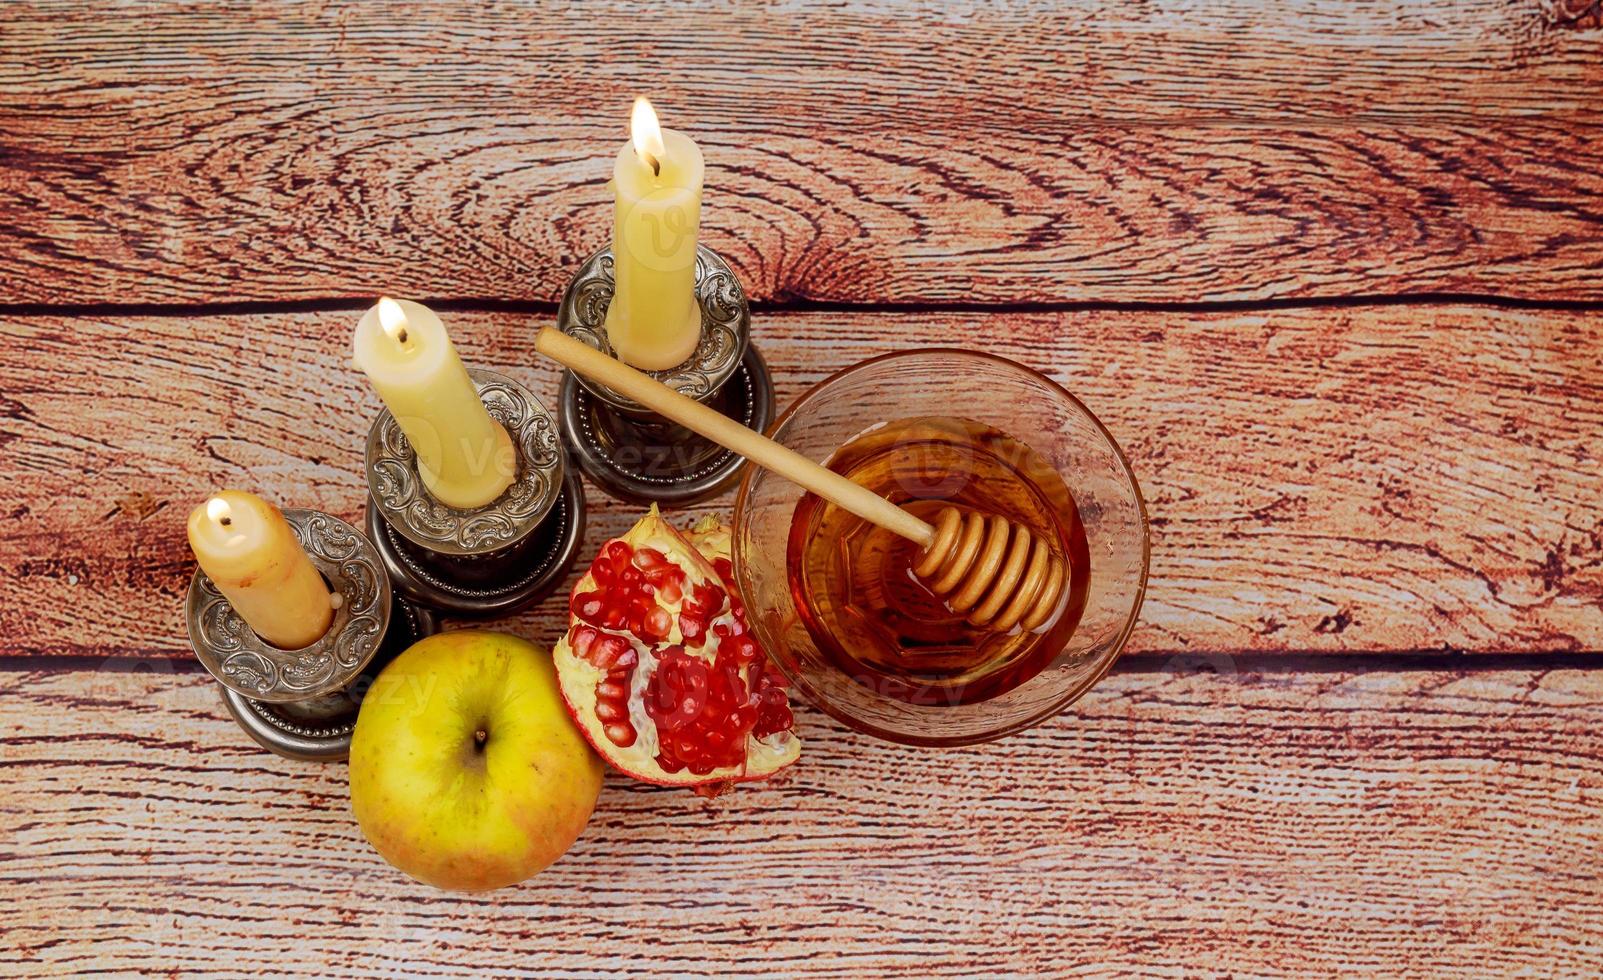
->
[535,329,1067,631]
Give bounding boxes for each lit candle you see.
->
[353,297,515,510]
[605,97,704,371]
[187,490,334,649]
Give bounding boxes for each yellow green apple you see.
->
[349,630,603,891]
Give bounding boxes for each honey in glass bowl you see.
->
[786,415,1090,706]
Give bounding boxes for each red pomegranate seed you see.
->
[601,596,629,630]
[571,591,609,624]
[682,619,706,648]
[724,634,759,665]
[632,547,669,572]
[580,633,632,672]
[643,606,673,641]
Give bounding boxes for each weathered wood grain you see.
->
[2,306,1598,660]
[3,2,1601,306]
[2,665,1600,976]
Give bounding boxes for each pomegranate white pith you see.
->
[554,507,801,787]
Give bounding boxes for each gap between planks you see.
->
[5,291,1603,321]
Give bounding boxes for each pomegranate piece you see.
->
[553,506,801,790]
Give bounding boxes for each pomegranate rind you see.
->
[554,506,801,788]
[685,514,731,561]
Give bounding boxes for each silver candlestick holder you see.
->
[555,243,775,506]
[363,368,585,617]
[185,509,436,761]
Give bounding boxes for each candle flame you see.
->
[377,297,412,346]
[375,296,413,351]
[631,97,666,176]
[206,496,232,526]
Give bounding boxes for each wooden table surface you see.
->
[3,2,1601,976]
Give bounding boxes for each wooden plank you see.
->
[3,3,1601,306]
[2,665,1601,976]
[1,306,1598,660]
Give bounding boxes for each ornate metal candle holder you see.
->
[186,509,437,761]
[556,243,775,506]
[363,368,585,617]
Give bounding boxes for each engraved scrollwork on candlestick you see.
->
[185,509,391,704]
[363,369,585,617]
[555,242,774,505]
[365,369,563,558]
[557,243,749,411]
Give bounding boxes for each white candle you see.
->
[605,97,704,371]
[187,490,334,649]
[353,298,515,510]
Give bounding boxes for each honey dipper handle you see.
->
[535,328,935,547]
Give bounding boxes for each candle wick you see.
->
[219,517,232,527]
[637,146,661,178]
[397,328,409,345]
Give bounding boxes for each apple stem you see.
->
[474,728,488,749]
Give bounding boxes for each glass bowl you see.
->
[732,349,1149,746]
